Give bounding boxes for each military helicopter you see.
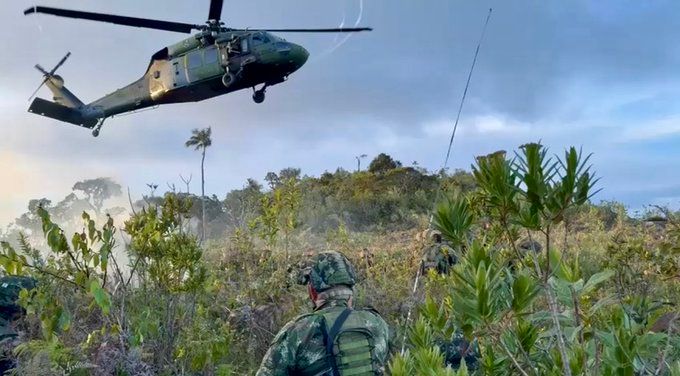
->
[24,1,371,136]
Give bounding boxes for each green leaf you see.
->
[511,273,539,313]
[89,280,111,315]
[516,319,539,353]
[582,270,614,294]
[635,332,667,357]
[432,195,475,247]
[57,308,72,331]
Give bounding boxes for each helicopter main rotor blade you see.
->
[50,52,70,75]
[24,6,200,33]
[34,64,49,76]
[208,0,224,22]
[259,27,373,33]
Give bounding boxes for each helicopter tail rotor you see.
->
[29,51,71,102]
[29,52,84,109]
[27,52,96,130]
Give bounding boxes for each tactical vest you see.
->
[298,307,381,376]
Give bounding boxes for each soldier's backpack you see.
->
[317,308,381,376]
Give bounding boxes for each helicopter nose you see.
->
[290,43,309,70]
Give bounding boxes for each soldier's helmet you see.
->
[301,251,357,292]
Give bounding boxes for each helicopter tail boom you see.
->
[28,98,98,129]
[42,76,85,109]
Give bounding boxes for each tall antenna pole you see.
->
[441,8,492,175]
[401,8,493,356]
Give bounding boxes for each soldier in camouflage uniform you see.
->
[0,276,36,374]
[420,231,457,275]
[256,251,390,376]
[437,333,479,371]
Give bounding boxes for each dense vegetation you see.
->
[0,144,678,375]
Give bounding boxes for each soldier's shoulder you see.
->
[357,305,384,318]
[272,312,321,342]
[355,307,389,331]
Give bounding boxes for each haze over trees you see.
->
[0,146,678,375]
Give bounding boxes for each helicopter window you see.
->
[252,34,264,46]
[251,32,270,46]
[241,39,249,53]
[187,51,202,69]
[268,33,284,42]
[204,48,218,64]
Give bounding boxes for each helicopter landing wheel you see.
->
[222,72,235,88]
[92,119,104,137]
[252,89,265,104]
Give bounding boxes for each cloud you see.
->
[2,0,680,225]
[422,115,532,139]
[617,116,680,142]
[471,115,531,135]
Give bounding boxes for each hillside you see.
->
[0,145,678,375]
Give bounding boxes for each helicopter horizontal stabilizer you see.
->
[28,97,98,129]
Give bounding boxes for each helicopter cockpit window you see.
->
[267,33,284,42]
[187,51,202,69]
[241,38,249,53]
[204,47,218,64]
[251,32,270,46]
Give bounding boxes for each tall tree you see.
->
[279,167,301,182]
[368,153,401,174]
[185,127,212,241]
[72,177,122,214]
[264,172,280,190]
[355,154,367,172]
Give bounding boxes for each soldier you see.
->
[437,333,479,371]
[420,231,457,275]
[0,276,36,374]
[256,251,390,376]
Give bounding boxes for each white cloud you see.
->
[618,116,680,142]
[471,115,531,135]
[422,114,532,138]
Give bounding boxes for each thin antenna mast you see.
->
[401,8,493,356]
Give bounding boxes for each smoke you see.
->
[311,0,364,61]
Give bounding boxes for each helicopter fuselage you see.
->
[25,2,369,136]
[82,30,308,120]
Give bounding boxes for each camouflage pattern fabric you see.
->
[306,251,357,292]
[421,243,457,275]
[255,299,389,376]
[437,333,480,371]
[0,276,36,340]
[257,251,386,375]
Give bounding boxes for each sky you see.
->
[1,0,680,224]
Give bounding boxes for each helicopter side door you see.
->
[170,56,189,89]
[186,47,224,83]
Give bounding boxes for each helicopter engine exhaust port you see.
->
[221,72,235,88]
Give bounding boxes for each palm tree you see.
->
[355,154,367,172]
[185,127,212,241]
